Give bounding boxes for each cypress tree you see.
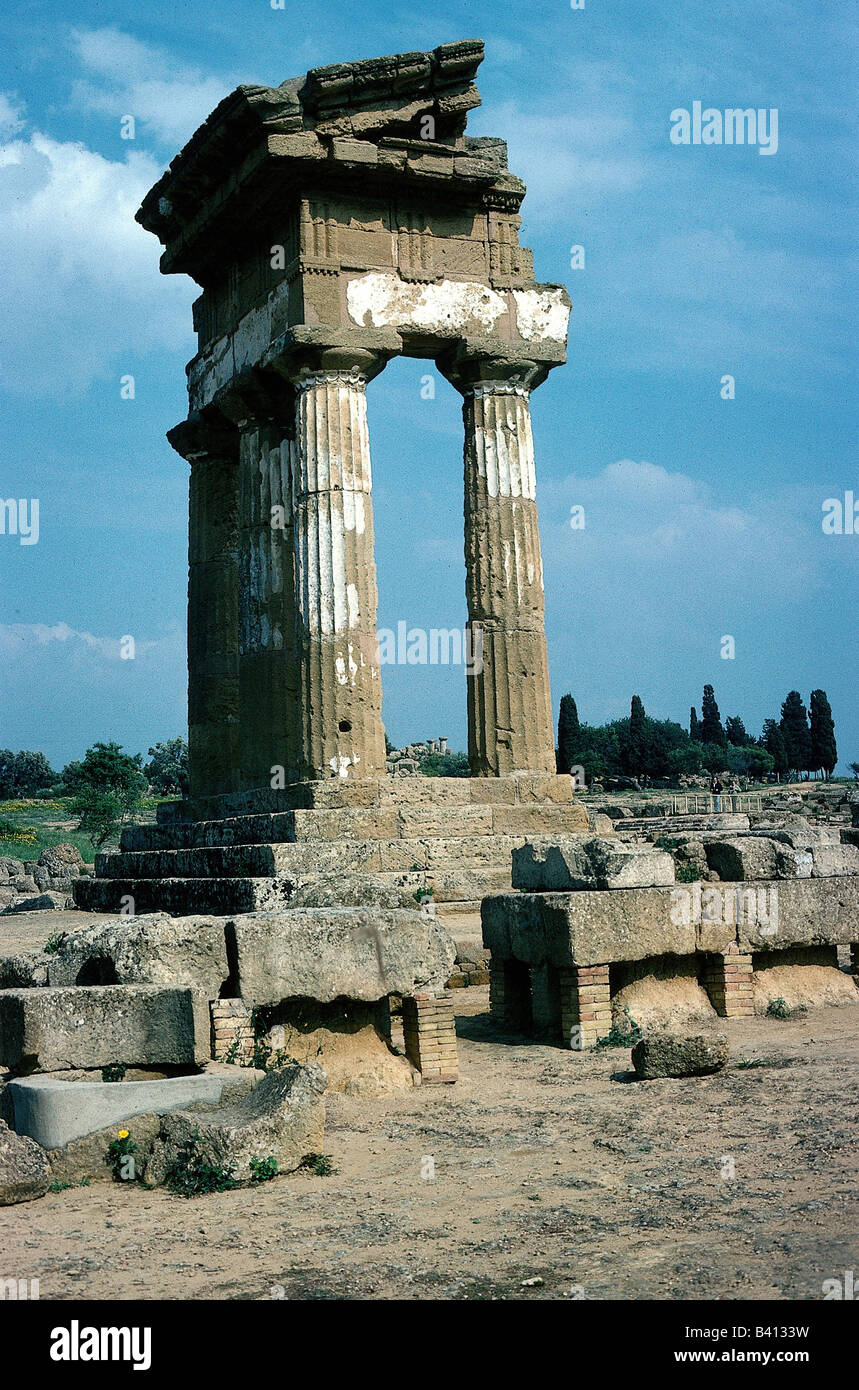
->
[557,694,581,774]
[726,716,748,747]
[700,685,725,746]
[761,719,788,780]
[690,707,700,741]
[780,691,812,779]
[809,690,837,778]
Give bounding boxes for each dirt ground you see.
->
[2,980,857,1302]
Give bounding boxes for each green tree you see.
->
[419,750,470,778]
[725,716,749,747]
[809,690,837,779]
[557,694,582,774]
[0,749,55,798]
[761,719,788,781]
[689,707,700,742]
[700,685,726,746]
[65,742,146,849]
[849,761,859,781]
[62,741,146,797]
[780,692,812,780]
[145,738,189,796]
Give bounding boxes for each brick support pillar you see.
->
[402,994,458,1083]
[441,356,555,776]
[702,945,755,1018]
[559,964,611,1049]
[168,412,240,802]
[210,998,255,1064]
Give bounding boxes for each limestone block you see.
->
[511,837,674,892]
[0,986,211,1072]
[734,876,859,951]
[632,1033,728,1080]
[43,915,229,995]
[0,891,73,914]
[143,1062,327,1185]
[0,1118,50,1204]
[512,839,596,892]
[229,908,456,1005]
[482,889,696,968]
[811,845,859,877]
[704,837,782,881]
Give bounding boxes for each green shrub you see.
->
[166,1131,238,1196]
[249,1156,278,1184]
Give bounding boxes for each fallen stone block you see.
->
[512,837,674,893]
[0,891,73,915]
[7,1064,261,1151]
[705,837,781,881]
[0,985,211,1073]
[0,952,49,990]
[631,1032,728,1080]
[811,845,859,877]
[143,1061,327,1186]
[43,915,229,995]
[229,908,455,1005]
[0,1117,50,1204]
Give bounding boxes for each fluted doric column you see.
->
[219,379,301,790]
[283,350,388,780]
[442,357,555,775]
[168,411,240,801]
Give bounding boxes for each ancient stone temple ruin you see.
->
[77,37,589,920]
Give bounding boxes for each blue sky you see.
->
[0,0,855,771]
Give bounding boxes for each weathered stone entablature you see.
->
[140,40,571,799]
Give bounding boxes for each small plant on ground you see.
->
[300,1152,335,1177]
[102,1062,127,1082]
[105,1130,139,1182]
[249,1156,279,1184]
[166,1130,238,1196]
[49,1177,91,1191]
[595,1006,643,1051]
[43,931,68,956]
[766,997,807,1020]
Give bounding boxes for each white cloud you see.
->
[0,124,194,396]
[70,27,237,150]
[0,94,25,137]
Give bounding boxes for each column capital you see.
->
[167,408,239,463]
[271,344,392,391]
[437,342,562,396]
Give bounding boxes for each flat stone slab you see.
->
[483,875,859,966]
[0,985,210,1072]
[229,907,456,1004]
[6,1066,256,1150]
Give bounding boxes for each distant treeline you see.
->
[556,686,839,784]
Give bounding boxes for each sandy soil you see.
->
[2,986,857,1302]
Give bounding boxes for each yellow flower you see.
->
[118,1130,129,1140]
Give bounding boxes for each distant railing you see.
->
[670,793,763,816]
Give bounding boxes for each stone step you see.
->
[154,773,577,825]
[122,802,588,853]
[74,866,513,915]
[98,830,569,881]
[614,814,750,835]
